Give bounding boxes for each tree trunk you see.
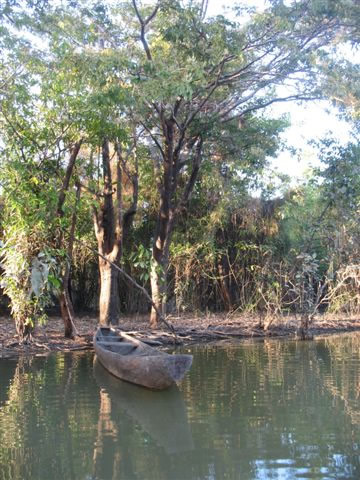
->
[59,292,74,339]
[15,318,33,344]
[56,140,82,338]
[150,249,168,328]
[59,283,76,337]
[149,116,175,328]
[93,139,123,326]
[59,183,81,338]
[218,255,233,311]
[297,313,314,340]
[99,258,121,326]
[149,191,173,327]
[149,129,203,327]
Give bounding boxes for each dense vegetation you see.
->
[0,0,359,341]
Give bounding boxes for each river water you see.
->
[0,333,360,479]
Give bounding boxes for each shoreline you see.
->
[1,313,360,357]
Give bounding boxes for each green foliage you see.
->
[0,229,60,332]
[129,244,152,283]
[0,140,65,333]
[0,0,359,329]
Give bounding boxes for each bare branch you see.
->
[56,140,83,217]
[141,122,166,160]
[132,0,159,61]
[200,0,209,20]
[179,137,203,208]
[221,94,322,123]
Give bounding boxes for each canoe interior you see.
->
[95,327,162,356]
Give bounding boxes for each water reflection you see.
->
[0,334,360,479]
[93,358,194,455]
[179,336,360,479]
[0,359,17,408]
[0,353,99,480]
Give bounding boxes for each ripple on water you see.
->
[1,339,360,479]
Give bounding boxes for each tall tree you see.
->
[129,0,359,326]
[0,0,145,329]
[92,136,139,325]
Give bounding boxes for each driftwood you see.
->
[121,327,266,344]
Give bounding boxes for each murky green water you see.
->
[1,333,360,480]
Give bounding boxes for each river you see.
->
[0,333,360,479]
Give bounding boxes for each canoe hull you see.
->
[94,328,192,390]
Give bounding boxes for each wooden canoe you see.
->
[93,327,193,390]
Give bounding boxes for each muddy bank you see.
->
[1,313,360,357]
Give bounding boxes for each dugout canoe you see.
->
[93,327,193,390]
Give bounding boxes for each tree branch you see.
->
[141,122,166,160]
[132,0,159,61]
[221,94,322,123]
[179,137,203,208]
[56,140,83,217]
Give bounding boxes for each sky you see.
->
[266,101,352,180]
[206,0,354,181]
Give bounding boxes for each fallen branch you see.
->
[76,240,177,341]
[33,342,51,351]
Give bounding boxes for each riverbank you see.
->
[1,313,360,357]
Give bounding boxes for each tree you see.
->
[128,0,359,326]
[0,56,83,339]
[0,0,142,328]
[1,0,359,334]
[92,135,139,325]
